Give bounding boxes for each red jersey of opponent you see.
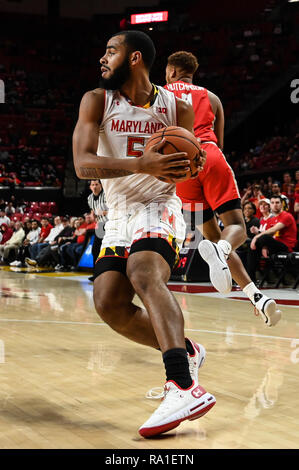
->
[271,211,297,251]
[164,81,217,143]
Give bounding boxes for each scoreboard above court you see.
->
[130,11,169,25]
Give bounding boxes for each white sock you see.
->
[217,240,232,259]
[243,282,261,303]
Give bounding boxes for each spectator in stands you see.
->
[282,172,293,193]
[57,219,85,271]
[254,199,274,232]
[236,201,260,270]
[247,195,297,281]
[5,202,15,216]
[8,220,15,233]
[56,213,96,271]
[241,184,266,218]
[15,199,26,214]
[28,216,62,259]
[10,219,41,266]
[37,216,53,243]
[0,223,13,245]
[25,217,72,267]
[271,182,289,210]
[0,209,10,226]
[0,221,25,264]
[24,220,32,236]
[265,176,273,196]
[243,202,260,239]
[283,181,295,215]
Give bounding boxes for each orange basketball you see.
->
[145,126,201,183]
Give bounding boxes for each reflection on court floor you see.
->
[0,268,298,449]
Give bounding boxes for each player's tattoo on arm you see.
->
[79,167,133,179]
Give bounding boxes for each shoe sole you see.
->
[198,240,232,295]
[263,299,281,327]
[139,392,216,438]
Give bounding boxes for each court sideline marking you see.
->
[0,317,298,342]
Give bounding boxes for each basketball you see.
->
[145,126,201,183]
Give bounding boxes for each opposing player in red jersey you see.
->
[165,51,281,327]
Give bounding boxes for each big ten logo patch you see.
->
[0,340,5,363]
[290,79,299,104]
[0,80,5,103]
[156,106,167,114]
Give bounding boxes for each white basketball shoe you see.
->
[139,380,216,438]
[252,293,281,327]
[198,239,232,295]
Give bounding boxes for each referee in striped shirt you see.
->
[87,180,108,268]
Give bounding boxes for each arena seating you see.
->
[0,0,298,191]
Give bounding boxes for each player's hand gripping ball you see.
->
[145,126,202,184]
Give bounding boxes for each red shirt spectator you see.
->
[271,211,297,251]
[77,221,97,243]
[241,185,266,218]
[0,223,13,244]
[258,199,274,232]
[76,222,88,244]
[39,222,53,241]
[259,216,275,231]
[248,188,266,218]
[76,214,97,244]
[37,218,53,243]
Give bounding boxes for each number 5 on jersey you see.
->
[127,136,145,157]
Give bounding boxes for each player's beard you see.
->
[99,55,131,90]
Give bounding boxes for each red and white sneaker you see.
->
[145,339,206,399]
[186,339,206,385]
[139,380,216,438]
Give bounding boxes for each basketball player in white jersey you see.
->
[73,31,215,438]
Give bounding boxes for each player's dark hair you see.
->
[112,30,156,70]
[167,51,199,75]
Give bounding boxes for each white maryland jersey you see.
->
[97,85,179,212]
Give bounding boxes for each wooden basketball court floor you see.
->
[0,267,298,449]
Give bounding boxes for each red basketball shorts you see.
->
[176,142,240,214]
